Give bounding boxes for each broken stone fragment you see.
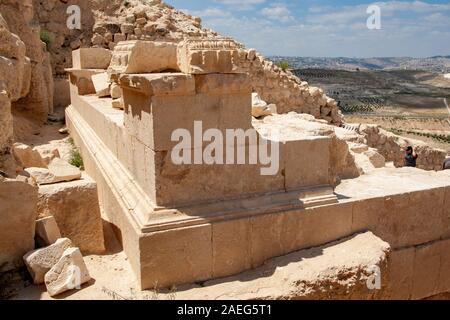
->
[37,174,105,254]
[251,92,276,117]
[110,83,122,99]
[91,72,111,97]
[23,238,72,284]
[0,179,38,272]
[25,158,81,185]
[44,247,91,297]
[112,98,124,110]
[35,216,62,247]
[12,142,46,168]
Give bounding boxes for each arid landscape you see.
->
[1,0,450,306]
[291,67,450,153]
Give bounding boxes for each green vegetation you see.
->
[275,60,290,72]
[67,138,84,170]
[40,30,51,49]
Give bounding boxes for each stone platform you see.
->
[66,89,450,289]
[65,41,450,291]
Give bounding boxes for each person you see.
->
[404,146,418,167]
[443,157,450,170]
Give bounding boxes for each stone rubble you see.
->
[44,247,91,297]
[23,238,73,284]
[35,216,62,248]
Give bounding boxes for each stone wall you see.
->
[361,124,446,171]
[33,0,342,123]
[0,11,31,153]
[0,0,53,123]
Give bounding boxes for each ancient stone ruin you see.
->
[1,0,450,300]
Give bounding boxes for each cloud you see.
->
[216,0,266,11]
[260,3,295,23]
[197,1,450,58]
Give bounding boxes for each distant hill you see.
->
[270,56,450,73]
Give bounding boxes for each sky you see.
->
[165,0,450,58]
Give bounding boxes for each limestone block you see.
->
[111,98,124,110]
[121,73,251,152]
[0,92,12,152]
[35,216,62,247]
[26,158,81,185]
[72,48,112,69]
[411,242,441,299]
[212,219,252,279]
[0,179,38,272]
[387,248,415,299]
[91,72,111,97]
[438,239,450,293]
[37,175,105,254]
[44,247,91,297]
[364,148,385,168]
[108,40,178,74]
[110,83,122,99]
[33,145,60,167]
[177,38,246,74]
[12,142,46,168]
[23,238,72,284]
[67,68,105,96]
[140,224,213,289]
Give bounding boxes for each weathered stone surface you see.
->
[177,38,246,74]
[0,179,38,272]
[44,247,91,297]
[108,40,178,75]
[23,238,72,284]
[37,175,105,254]
[25,158,81,185]
[35,216,62,247]
[173,232,390,299]
[12,143,46,168]
[91,72,111,97]
[72,48,112,70]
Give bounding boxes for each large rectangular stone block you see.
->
[212,218,251,278]
[139,224,213,289]
[108,41,178,75]
[0,179,38,272]
[72,48,112,69]
[177,38,246,74]
[37,175,105,254]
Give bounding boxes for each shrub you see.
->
[40,30,51,49]
[275,60,290,72]
[67,138,84,170]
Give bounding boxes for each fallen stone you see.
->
[37,174,105,254]
[12,142,46,168]
[0,179,38,272]
[112,98,124,110]
[110,83,122,99]
[364,148,386,169]
[35,216,62,247]
[91,72,110,97]
[23,238,72,284]
[34,145,60,167]
[44,247,91,297]
[25,158,81,185]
